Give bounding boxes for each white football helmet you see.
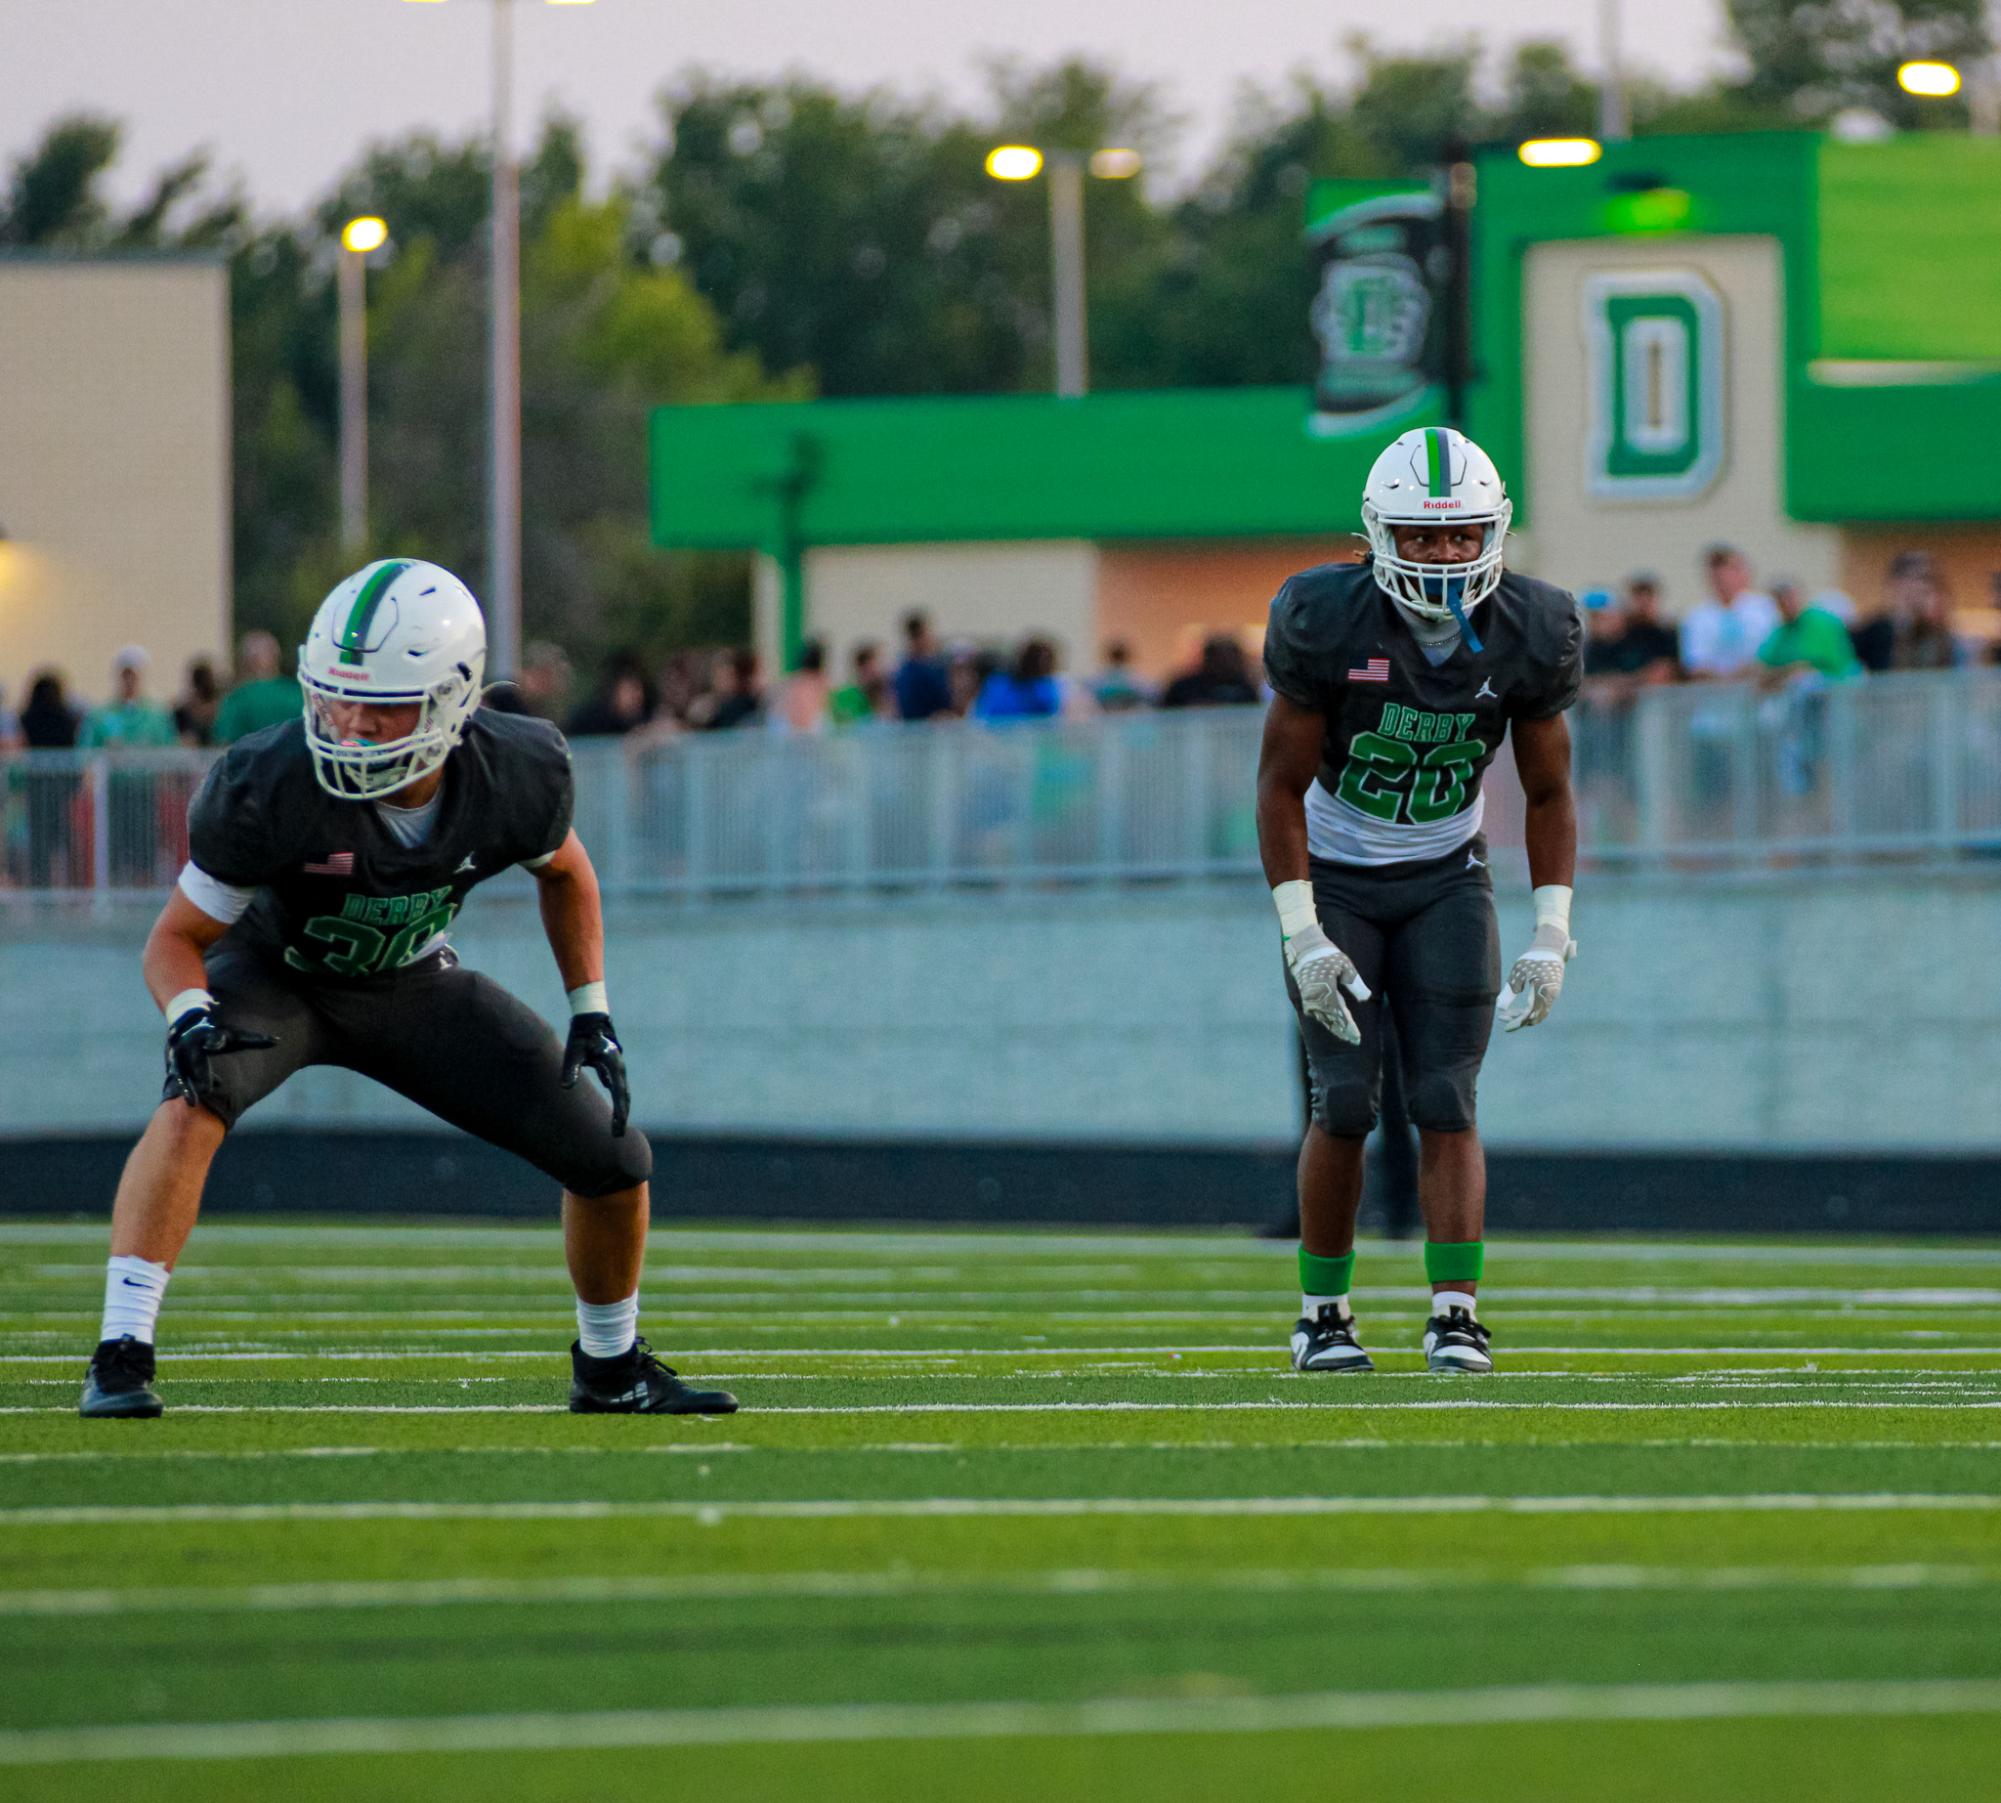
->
[298,558,487,799]
[1361,426,1513,636]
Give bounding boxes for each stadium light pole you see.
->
[1598,0,1629,140]
[337,216,388,556]
[986,144,1142,398]
[402,0,596,680]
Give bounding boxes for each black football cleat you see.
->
[569,1338,739,1415]
[80,1336,164,1418]
[1423,1307,1494,1374]
[1290,1306,1376,1373]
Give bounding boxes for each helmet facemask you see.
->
[301,663,479,801]
[1362,497,1513,643]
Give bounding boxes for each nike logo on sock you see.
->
[121,1276,152,1287]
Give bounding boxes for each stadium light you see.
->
[985,145,1044,181]
[341,215,388,255]
[1519,137,1603,168]
[1898,60,1962,98]
[985,144,1142,395]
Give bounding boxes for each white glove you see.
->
[1287,923,1373,1045]
[1273,881,1371,1046]
[1497,886,1576,1033]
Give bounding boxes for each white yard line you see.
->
[0,1562,1988,1619]
[7,1398,2001,1416]
[2,1493,1996,1526]
[4,1677,2001,1765]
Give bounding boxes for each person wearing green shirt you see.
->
[828,642,890,726]
[1757,582,1862,687]
[214,631,304,743]
[79,648,179,749]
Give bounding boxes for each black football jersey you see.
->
[187,710,575,980]
[1263,559,1581,859]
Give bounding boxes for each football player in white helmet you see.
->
[1258,427,1582,1376]
[79,558,737,1420]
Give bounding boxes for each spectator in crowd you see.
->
[702,648,764,731]
[1584,573,1681,696]
[79,646,177,749]
[214,631,303,743]
[893,612,954,722]
[974,636,1065,719]
[1757,579,1862,688]
[830,642,892,725]
[1852,551,1960,673]
[566,650,654,737]
[1092,640,1152,711]
[0,685,21,751]
[946,643,987,717]
[482,640,573,720]
[774,639,832,734]
[20,670,79,748]
[1680,544,1780,680]
[172,658,222,747]
[1161,633,1260,707]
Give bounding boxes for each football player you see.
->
[1258,427,1581,1375]
[79,559,737,1418]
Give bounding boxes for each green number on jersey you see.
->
[1335,732,1481,826]
[288,901,460,977]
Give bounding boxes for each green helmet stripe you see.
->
[1425,427,1454,499]
[338,560,410,657]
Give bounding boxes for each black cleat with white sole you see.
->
[79,1336,164,1418]
[569,1338,739,1414]
[1423,1307,1493,1374]
[1290,1306,1375,1373]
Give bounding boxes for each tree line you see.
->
[2,1,1988,662]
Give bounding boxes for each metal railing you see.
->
[4,671,1998,903]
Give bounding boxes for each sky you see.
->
[13,0,1745,216]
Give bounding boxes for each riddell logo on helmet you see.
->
[1421,498,1463,509]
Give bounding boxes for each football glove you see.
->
[561,1012,630,1137]
[1284,921,1373,1047]
[164,1004,277,1107]
[1496,921,1575,1033]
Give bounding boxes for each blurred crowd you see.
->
[488,611,1266,742]
[1580,544,2001,704]
[0,632,301,753]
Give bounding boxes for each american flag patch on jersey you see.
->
[303,852,355,877]
[1347,658,1391,683]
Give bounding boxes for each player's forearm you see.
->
[141,925,215,1016]
[1255,782,1313,889]
[1521,785,1577,890]
[536,861,606,993]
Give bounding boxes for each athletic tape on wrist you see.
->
[165,988,215,1025]
[1272,880,1320,941]
[1531,883,1573,938]
[567,980,610,1017]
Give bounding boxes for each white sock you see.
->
[1432,1289,1478,1319]
[1302,1293,1352,1322]
[576,1292,639,1359]
[102,1255,171,1345]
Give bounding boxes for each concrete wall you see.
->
[7,869,1997,1153]
[1519,236,1842,606]
[0,259,231,704]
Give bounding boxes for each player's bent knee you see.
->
[564,1134,653,1200]
[1312,1084,1379,1139]
[1407,1071,1478,1133]
[152,1098,230,1151]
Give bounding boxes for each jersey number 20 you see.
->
[1336,732,1481,826]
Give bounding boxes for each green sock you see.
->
[1299,1247,1355,1303]
[1423,1240,1485,1285]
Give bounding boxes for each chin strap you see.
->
[1443,584,1485,655]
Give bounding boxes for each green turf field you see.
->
[3,1218,2000,1801]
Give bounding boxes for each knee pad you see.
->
[1407,1069,1478,1133]
[565,1131,654,1199]
[1312,1078,1379,1139]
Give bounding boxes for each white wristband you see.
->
[1531,884,1573,938]
[567,980,609,1016]
[165,988,215,1024]
[1272,880,1320,941]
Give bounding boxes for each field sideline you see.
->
[3,1218,2000,1801]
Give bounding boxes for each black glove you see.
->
[165,1005,277,1108]
[561,1011,630,1137]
